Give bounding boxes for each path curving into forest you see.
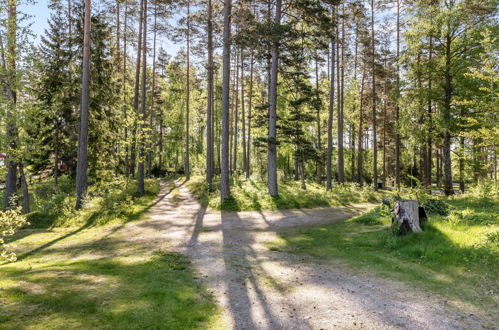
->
[122,180,486,329]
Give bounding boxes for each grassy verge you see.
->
[186,175,381,211]
[1,176,160,228]
[0,225,222,329]
[267,193,498,316]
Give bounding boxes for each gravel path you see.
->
[122,180,489,330]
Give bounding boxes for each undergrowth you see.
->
[186,175,381,211]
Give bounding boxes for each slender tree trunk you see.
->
[147,4,158,178]
[358,61,366,186]
[130,0,144,179]
[315,55,322,184]
[233,47,239,174]
[382,57,387,188]
[123,0,129,176]
[459,136,465,192]
[246,50,254,179]
[241,50,247,178]
[267,0,282,196]
[371,0,378,190]
[442,33,454,196]
[137,0,147,194]
[338,6,345,183]
[220,0,232,201]
[395,0,401,190]
[54,124,59,185]
[427,35,433,188]
[326,5,336,191]
[206,0,214,188]
[75,0,91,209]
[185,1,191,180]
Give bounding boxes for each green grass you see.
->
[1,176,160,228]
[0,224,223,329]
[186,175,381,211]
[267,193,498,315]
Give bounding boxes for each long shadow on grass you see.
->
[0,250,217,328]
[13,181,176,262]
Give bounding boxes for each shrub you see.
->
[423,199,450,216]
[1,207,29,262]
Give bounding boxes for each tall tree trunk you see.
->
[147,3,158,178]
[54,124,59,185]
[267,0,282,196]
[233,47,239,174]
[395,0,401,190]
[123,0,129,177]
[220,0,232,201]
[326,5,336,191]
[185,1,191,180]
[358,61,366,186]
[427,35,433,188]
[75,0,91,209]
[459,136,465,192]
[315,55,322,184]
[130,0,144,179]
[442,33,454,196]
[137,0,147,194]
[382,56,387,187]
[241,50,247,178]
[371,0,378,190]
[338,6,345,183]
[206,0,214,188]
[246,50,254,179]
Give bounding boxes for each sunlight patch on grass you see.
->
[186,175,382,211]
[267,194,498,313]
[0,226,224,329]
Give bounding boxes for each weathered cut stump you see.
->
[392,200,426,235]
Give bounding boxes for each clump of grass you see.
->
[13,176,160,228]
[186,175,381,211]
[0,227,222,329]
[268,192,498,310]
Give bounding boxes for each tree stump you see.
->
[392,200,425,235]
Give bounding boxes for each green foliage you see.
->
[268,192,498,308]
[0,207,29,262]
[23,176,160,228]
[187,175,380,211]
[423,199,450,216]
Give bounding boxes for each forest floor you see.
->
[2,179,496,329]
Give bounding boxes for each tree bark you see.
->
[147,3,158,178]
[206,0,214,188]
[241,50,247,178]
[137,0,147,195]
[130,0,144,179]
[220,0,232,201]
[338,5,345,183]
[357,61,366,186]
[371,0,378,190]
[268,0,282,196]
[75,0,91,209]
[326,5,335,191]
[395,0,401,190]
[442,33,454,196]
[315,54,322,184]
[185,1,191,180]
[392,200,426,235]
